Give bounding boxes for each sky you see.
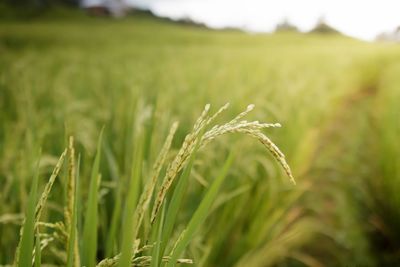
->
[86,0,400,40]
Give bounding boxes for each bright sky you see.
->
[90,0,400,40]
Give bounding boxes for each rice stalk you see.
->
[34,150,67,222]
[65,136,76,232]
[132,121,179,241]
[159,127,204,258]
[151,103,295,224]
[66,149,80,267]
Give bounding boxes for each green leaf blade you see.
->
[167,152,235,267]
[17,157,40,267]
[82,129,104,267]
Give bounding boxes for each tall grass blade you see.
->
[34,231,41,267]
[17,155,40,267]
[105,180,123,257]
[82,129,104,267]
[167,152,235,267]
[118,134,144,267]
[150,202,166,267]
[104,136,123,257]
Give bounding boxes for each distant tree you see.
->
[309,16,340,34]
[275,18,299,33]
[5,0,79,9]
[83,0,130,17]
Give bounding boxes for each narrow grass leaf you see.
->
[118,134,144,267]
[167,152,235,267]
[150,201,166,267]
[34,231,41,267]
[17,156,40,267]
[82,129,104,267]
[104,132,123,257]
[105,180,123,257]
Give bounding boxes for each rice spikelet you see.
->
[132,122,179,239]
[35,149,67,223]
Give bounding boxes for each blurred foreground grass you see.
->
[1,11,400,266]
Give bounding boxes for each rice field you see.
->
[1,11,400,267]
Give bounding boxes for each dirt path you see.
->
[302,79,380,266]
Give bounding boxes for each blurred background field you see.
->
[1,4,400,267]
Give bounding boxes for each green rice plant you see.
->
[3,14,400,266]
[91,102,294,267]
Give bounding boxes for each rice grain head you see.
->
[150,103,295,224]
